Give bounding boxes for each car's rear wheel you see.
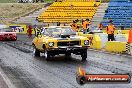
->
[33,45,40,57]
[81,49,87,61]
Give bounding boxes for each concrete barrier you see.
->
[103,30,129,34]
[96,33,108,48]
[78,32,130,54]
[105,41,127,53]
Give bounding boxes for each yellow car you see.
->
[32,26,90,61]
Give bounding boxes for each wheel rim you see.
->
[33,46,36,55]
[44,50,48,58]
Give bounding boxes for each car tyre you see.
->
[44,49,50,61]
[65,53,71,60]
[81,49,87,61]
[33,45,40,57]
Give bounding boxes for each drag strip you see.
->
[2,40,132,76]
[2,40,32,53]
[0,42,132,88]
[0,34,132,88]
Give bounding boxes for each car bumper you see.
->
[46,46,89,54]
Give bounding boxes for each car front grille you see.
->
[57,41,80,46]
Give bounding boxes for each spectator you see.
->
[98,22,103,30]
[27,25,33,38]
[57,21,60,26]
[75,19,79,23]
[82,19,90,34]
[71,21,77,31]
[48,24,50,27]
[81,19,84,25]
[64,23,66,26]
[106,20,115,41]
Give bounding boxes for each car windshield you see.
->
[42,27,76,37]
[0,28,12,32]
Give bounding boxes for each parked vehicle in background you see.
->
[0,26,17,41]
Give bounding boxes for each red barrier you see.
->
[128,30,132,43]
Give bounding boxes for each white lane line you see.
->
[0,67,16,88]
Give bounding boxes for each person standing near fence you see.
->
[82,19,90,34]
[98,22,103,30]
[106,20,115,41]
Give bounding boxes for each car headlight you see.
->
[84,40,89,45]
[49,42,54,47]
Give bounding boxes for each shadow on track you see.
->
[33,55,88,67]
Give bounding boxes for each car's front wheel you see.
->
[81,49,87,61]
[33,45,40,57]
[65,52,71,60]
[44,49,50,61]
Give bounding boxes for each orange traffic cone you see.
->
[128,29,132,55]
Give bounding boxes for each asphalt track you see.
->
[0,34,132,88]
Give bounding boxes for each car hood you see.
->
[41,35,87,43]
[54,35,85,41]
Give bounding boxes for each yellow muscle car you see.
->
[32,26,90,61]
